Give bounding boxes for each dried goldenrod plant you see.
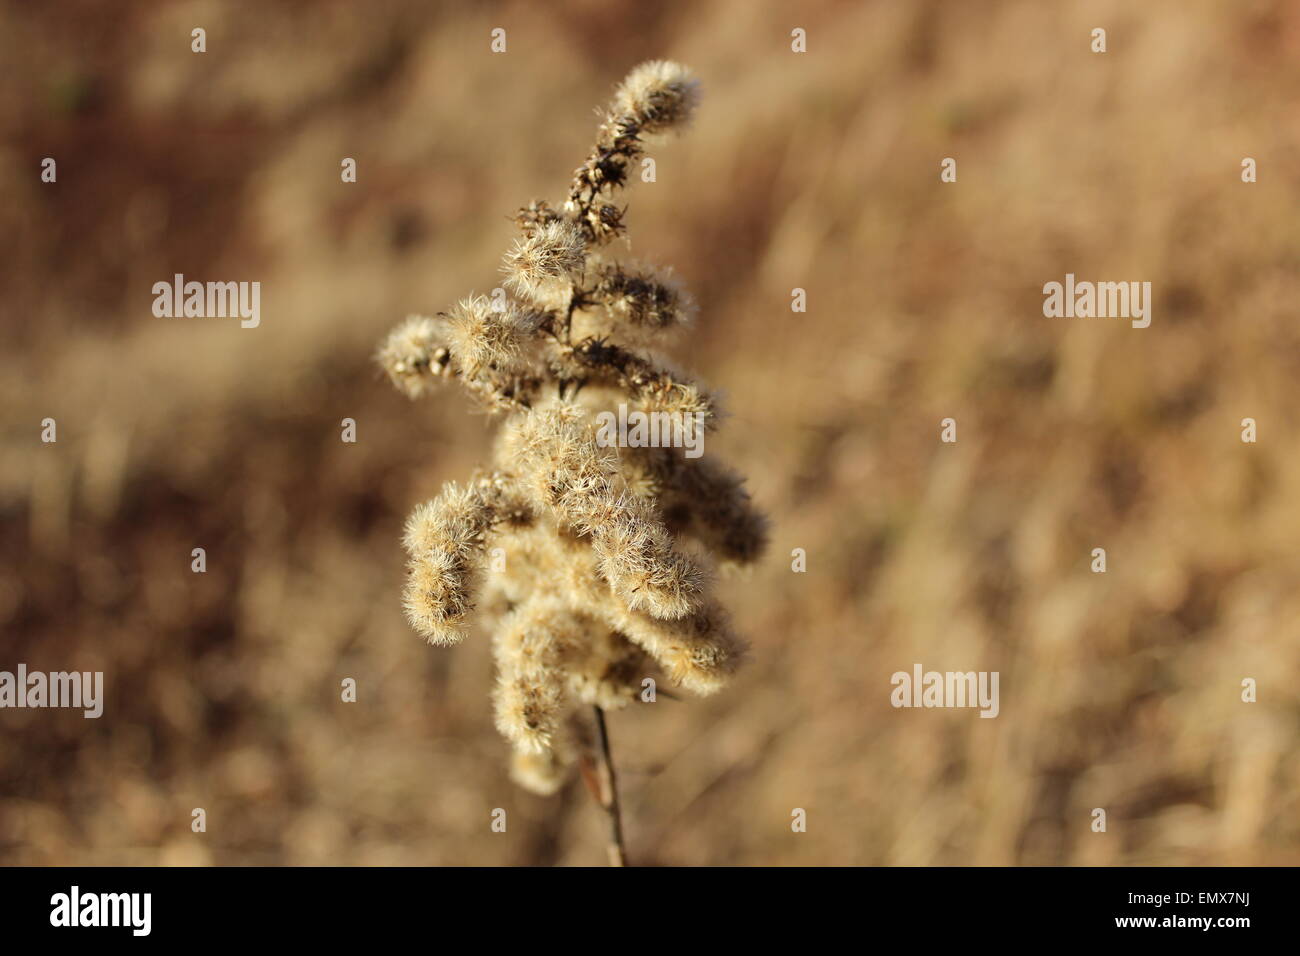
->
[377,61,767,863]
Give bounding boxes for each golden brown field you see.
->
[2,0,1298,865]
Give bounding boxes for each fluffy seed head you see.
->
[503,219,586,304]
[494,672,564,754]
[376,314,453,399]
[510,749,568,796]
[592,505,703,619]
[592,263,696,337]
[402,484,488,558]
[492,598,585,753]
[612,60,700,133]
[567,628,650,710]
[403,550,477,646]
[399,483,495,645]
[444,295,535,378]
[612,600,747,695]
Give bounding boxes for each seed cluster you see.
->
[376,61,767,794]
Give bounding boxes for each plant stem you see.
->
[592,705,628,867]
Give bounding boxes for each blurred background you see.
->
[2,0,1299,865]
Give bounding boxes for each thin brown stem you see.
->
[592,704,628,867]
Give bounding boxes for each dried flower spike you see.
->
[377,62,767,855]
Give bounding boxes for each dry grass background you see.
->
[2,0,1298,865]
